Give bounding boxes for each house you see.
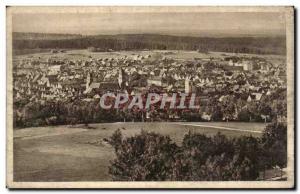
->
[260,62,270,71]
[247,95,253,102]
[252,93,263,101]
[147,76,162,87]
[98,82,119,91]
[223,66,243,72]
[49,65,62,75]
[242,60,254,71]
[201,112,212,121]
[247,93,263,102]
[84,82,101,94]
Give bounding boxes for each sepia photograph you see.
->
[6,6,295,189]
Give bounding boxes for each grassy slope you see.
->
[14,122,266,181]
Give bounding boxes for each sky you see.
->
[12,11,286,37]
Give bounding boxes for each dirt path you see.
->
[173,123,263,134]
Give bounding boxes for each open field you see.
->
[14,49,215,61]
[14,122,267,181]
[14,49,286,64]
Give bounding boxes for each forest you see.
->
[13,32,286,55]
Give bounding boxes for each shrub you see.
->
[109,129,123,152]
[32,118,46,127]
[109,130,179,181]
[261,122,287,169]
[170,132,259,181]
[238,109,251,122]
[109,130,262,181]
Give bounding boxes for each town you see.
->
[9,7,292,185]
[13,49,287,127]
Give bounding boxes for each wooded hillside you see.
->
[13,32,286,55]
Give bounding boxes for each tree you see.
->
[220,95,236,122]
[207,98,223,121]
[109,130,179,181]
[247,101,260,122]
[271,100,287,122]
[233,136,261,179]
[258,103,272,123]
[261,122,287,175]
[109,129,123,152]
[108,130,262,181]
[238,108,251,122]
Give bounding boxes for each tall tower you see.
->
[118,68,124,88]
[86,72,91,90]
[185,76,191,93]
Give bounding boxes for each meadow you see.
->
[14,49,286,65]
[14,122,267,181]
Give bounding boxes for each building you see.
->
[185,76,191,93]
[147,76,162,86]
[242,61,254,71]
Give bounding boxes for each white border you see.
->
[1,1,298,192]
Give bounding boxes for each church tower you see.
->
[118,68,124,88]
[86,72,91,90]
[185,76,191,93]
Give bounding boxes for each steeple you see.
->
[185,76,191,93]
[86,72,91,90]
[118,67,124,88]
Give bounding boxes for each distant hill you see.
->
[12,32,286,55]
[13,32,82,40]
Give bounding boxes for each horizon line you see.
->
[12,31,286,39]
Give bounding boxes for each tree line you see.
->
[108,122,287,181]
[13,87,287,128]
[13,33,286,55]
[11,99,274,128]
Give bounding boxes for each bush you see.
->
[176,153,257,181]
[109,130,179,181]
[109,129,123,152]
[238,109,251,122]
[32,118,46,127]
[108,130,262,181]
[170,132,259,181]
[108,121,286,181]
[261,122,287,169]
